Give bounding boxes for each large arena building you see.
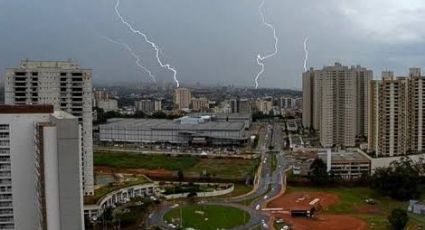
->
[99,116,248,145]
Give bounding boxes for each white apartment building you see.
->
[368,68,425,157]
[135,99,162,114]
[302,63,372,147]
[0,105,83,230]
[174,87,191,110]
[4,60,94,195]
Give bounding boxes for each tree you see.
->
[177,170,184,181]
[370,157,420,200]
[388,208,408,230]
[151,111,167,119]
[308,158,329,186]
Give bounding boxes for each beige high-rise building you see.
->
[368,68,425,156]
[302,63,372,147]
[4,60,94,195]
[174,87,191,110]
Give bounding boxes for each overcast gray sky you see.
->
[1,0,425,89]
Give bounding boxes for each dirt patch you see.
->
[95,166,174,177]
[273,213,367,230]
[267,191,367,230]
[355,204,382,214]
[267,191,340,211]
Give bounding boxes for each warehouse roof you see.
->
[101,118,245,131]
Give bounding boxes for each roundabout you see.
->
[164,204,250,230]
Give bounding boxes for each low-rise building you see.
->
[408,200,425,215]
[317,149,371,180]
[99,116,248,146]
[191,97,209,112]
[97,99,118,112]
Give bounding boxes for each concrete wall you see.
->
[50,114,84,230]
[162,184,234,200]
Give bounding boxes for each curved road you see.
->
[148,122,289,229]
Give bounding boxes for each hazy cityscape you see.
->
[1,1,425,230]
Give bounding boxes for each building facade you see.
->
[0,105,83,230]
[368,68,425,157]
[191,97,209,112]
[174,88,191,110]
[97,99,118,112]
[302,63,372,147]
[4,60,94,195]
[99,117,247,146]
[135,99,161,114]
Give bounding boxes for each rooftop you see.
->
[318,149,370,163]
[102,118,245,131]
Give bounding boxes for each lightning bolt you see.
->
[114,0,179,87]
[303,37,309,72]
[100,35,156,82]
[255,0,278,89]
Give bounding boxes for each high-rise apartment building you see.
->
[4,60,94,195]
[0,105,83,230]
[174,87,191,110]
[302,63,372,147]
[368,68,425,156]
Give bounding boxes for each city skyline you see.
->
[1,0,425,88]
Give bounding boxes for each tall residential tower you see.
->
[368,68,425,156]
[4,60,94,195]
[302,63,372,147]
[0,105,83,230]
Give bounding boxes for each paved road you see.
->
[147,121,290,229]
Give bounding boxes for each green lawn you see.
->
[287,186,425,229]
[164,204,250,230]
[94,151,259,180]
[94,151,200,170]
[186,158,259,180]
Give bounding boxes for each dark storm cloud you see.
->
[1,0,424,88]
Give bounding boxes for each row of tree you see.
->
[95,108,182,124]
[308,157,424,201]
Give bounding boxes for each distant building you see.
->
[408,200,425,215]
[135,99,161,114]
[368,68,425,157]
[4,59,94,195]
[280,97,294,108]
[302,63,372,147]
[97,99,118,112]
[99,116,248,146]
[255,97,273,114]
[174,88,191,110]
[317,149,370,180]
[0,105,83,230]
[229,98,251,114]
[93,88,111,102]
[191,97,209,112]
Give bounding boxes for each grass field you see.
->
[164,204,250,229]
[94,151,200,170]
[94,151,259,180]
[186,158,259,179]
[287,186,425,229]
